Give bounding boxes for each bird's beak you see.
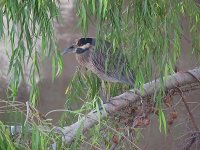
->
[61,45,75,55]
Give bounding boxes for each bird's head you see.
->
[62,38,95,55]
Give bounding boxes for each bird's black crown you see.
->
[77,38,95,46]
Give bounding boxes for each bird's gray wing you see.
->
[91,41,135,85]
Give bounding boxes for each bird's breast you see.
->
[75,51,91,67]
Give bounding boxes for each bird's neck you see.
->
[75,50,90,66]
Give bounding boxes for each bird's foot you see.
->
[100,86,108,104]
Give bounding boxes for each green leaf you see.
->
[52,56,56,82]
[99,0,103,17]
[159,110,167,134]
[92,0,96,14]
[0,9,3,38]
[103,0,107,18]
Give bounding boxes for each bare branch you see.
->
[61,68,200,144]
[24,101,30,126]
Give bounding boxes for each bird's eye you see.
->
[77,42,83,46]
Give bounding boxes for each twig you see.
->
[176,87,199,150]
[45,109,84,117]
[174,102,200,130]
[61,68,200,144]
[24,101,30,126]
[4,68,200,148]
[177,87,199,132]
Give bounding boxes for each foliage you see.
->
[0,121,16,150]
[0,0,200,149]
[73,0,200,134]
[0,0,63,105]
[0,0,63,149]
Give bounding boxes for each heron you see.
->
[62,37,135,103]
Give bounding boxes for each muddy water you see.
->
[0,1,200,149]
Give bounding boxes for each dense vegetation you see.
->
[0,0,200,149]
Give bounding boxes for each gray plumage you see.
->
[62,38,135,85]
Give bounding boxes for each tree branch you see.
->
[60,68,200,144]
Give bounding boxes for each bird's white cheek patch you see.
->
[80,43,90,49]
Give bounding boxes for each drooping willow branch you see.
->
[4,68,200,147]
[60,68,200,144]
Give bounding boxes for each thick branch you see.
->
[61,68,200,144]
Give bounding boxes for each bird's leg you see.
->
[107,82,111,102]
[92,80,107,112]
[100,81,112,103]
[94,81,114,113]
[100,80,107,104]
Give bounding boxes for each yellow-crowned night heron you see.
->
[62,37,135,102]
